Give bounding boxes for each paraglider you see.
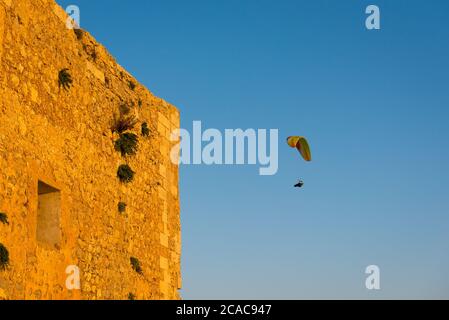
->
[287,136,312,162]
[287,136,312,189]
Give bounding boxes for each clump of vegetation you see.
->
[0,213,8,225]
[138,99,143,108]
[115,133,139,156]
[141,122,150,137]
[128,81,136,91]
[118,202,127,214]
[0,243,9,271]
[74,28,84,40]
[112,114,138,134]
[130,257,143,275]
[117,164,135,183]
[81,43,98,61]
[128,293,136,300]
[58,68,73,90]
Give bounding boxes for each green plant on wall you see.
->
[114,133,139,156]
[130,257,143,275]
[128,293,136,300]
[0,212,8,225]
[118,202,127,214]
[58,68,73,90]
[0,243,9,271]
[117,164,135,183]
[112,114,137,134]
[128,81,136,91]
[141,122,150,137]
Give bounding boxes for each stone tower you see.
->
[0,0,181,300]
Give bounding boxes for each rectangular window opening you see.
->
[37,180,61,249]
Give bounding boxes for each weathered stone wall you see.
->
[0,0,181,300]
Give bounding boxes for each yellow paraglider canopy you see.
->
[287,136,312,162]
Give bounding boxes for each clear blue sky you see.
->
[57,0,449,299]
